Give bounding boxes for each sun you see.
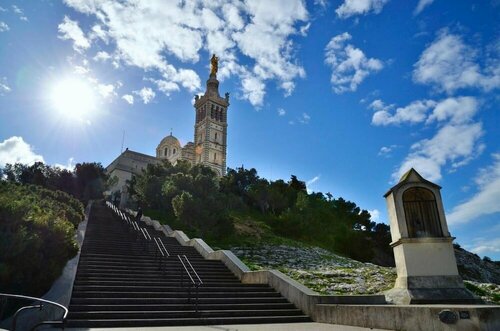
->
[50,78,97,120]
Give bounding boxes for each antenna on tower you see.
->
[120,131,125,153]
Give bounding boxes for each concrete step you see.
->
[75,268,235,277]
[70,297,290,305]
[67,203,310,327]
[74,274,238,281]
[78,259,227,271]
[72,285,275,292]
[69,302,296,312]
[66,315,312,327]
[68,308,304,320]
[71,291,282,298]
[73,280,264,287]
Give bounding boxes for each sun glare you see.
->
[50,78,97,120]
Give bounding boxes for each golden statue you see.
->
[210,54,219,75]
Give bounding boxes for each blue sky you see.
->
[0,0,499,259]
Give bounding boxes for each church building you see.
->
[106,55,230,200]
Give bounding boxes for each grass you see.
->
[465,281,500,304]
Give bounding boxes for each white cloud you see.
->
[394,122,484,182]
[0,136,44,167]
[278,108,286,116]
[306,175,320,193]
[447,154,500,225]
[122,94,134,105]
[171,69,200,92]
[393,97,484,181]
[414,0,435,15]
[372,99,435,126]
[413,30,500,93]
[62,0,308,106]
[368,99,391,111]
[389,97,484,182]
[134,87,155,104]
[11,5,28,21]
[58,16,90,53]
[93,51,111,62]
[299,112,311,124]
[97,83,115,98]
[467,238,500,256]
[336,0,389,19]
[371,96,484,184]
[54,157,76,171]
[0,77,11,94]
[325,32,383,93]
[426,96,479,124]
[73,65,89,75]
[314,0,328,8]
[151,79,180,96]
[0,22,9,32]
[11,5,22,14]
[368,209,380,222]
[372,96,478,126]
[90,24,108,43]
[241,75,265,107]
[378,144,398,157]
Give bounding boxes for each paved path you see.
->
[60,322,391,330]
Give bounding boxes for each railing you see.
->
[0,293,68,331]
[153,237,170,272]
[106,202,203,312]
[178,255,203,312]
[106,201,171,270]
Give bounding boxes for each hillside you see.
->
[227,243,499,304]
[132,162,499,304]
[200,213,500,304]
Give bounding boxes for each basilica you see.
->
[106,55,230,200]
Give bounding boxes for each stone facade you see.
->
[106,65,229,199]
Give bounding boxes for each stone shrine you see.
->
[383,168,480,304]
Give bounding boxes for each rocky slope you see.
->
[454,245,500,284]
[230,244,500,304]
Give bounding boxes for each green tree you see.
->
[74,162,108,202]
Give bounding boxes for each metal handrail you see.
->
[183,256,203,286]
[154,237,170,257]
[178,255,196,285]
[0,293,68,331]
[177,255,202,312]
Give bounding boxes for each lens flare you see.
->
[50,78,96,120]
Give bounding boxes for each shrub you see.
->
[0,182,84,296]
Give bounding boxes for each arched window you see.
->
[215,132,218,141]
[403,187,443,238]
[173,148,176,154]
[214,153,217,161]
[164,148,168,156]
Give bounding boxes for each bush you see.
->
[0,182,84,296]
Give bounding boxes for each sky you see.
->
[0,0,499,259]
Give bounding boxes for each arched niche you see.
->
[402,187,443,238]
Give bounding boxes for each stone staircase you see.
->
[66,202,310,327]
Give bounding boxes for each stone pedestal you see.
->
[384,169,480,305]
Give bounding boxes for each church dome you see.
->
[156,133,182,160]
[158,134,181,147]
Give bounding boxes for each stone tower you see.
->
[193,55,229,176]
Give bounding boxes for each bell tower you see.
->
[193,54,229,176]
